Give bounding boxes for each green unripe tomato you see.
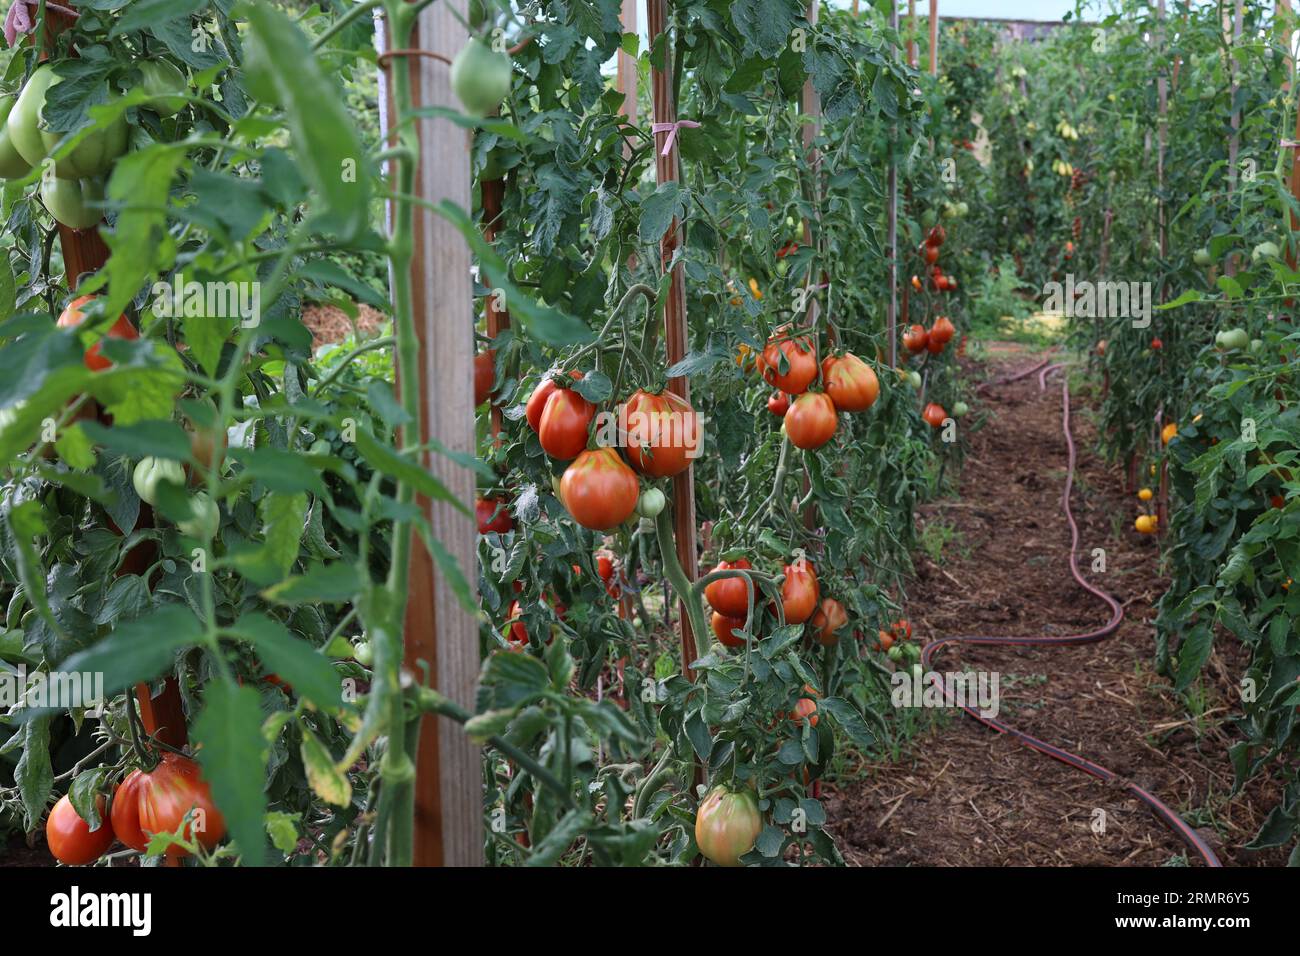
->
[40,106,128,180]
[450,39,511,117]
[133,457,186,506]
[907,371,922,389]
[1251,241,1280,262]
[177,491,219,539]
[952,400,969,417]
[7,65,57,168]
[955,201,969,217]
[0,95,32,179]
[353,641,374,666]
[1216,328,1249,351]
[635,487,666,518]
[136,60,188,118]
[1250,338,1263,354]
[1193,247,1211,266]
[887,644,904,662]
[40,171,104,230]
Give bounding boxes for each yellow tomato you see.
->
[1138,488,1153,501]
[1162,423,1177,445]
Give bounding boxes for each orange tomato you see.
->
[760,329,818,395]
[821,353,879,413]
[620,388,698,478]
[57,295,139,372]
[784,392,838,450]
[558,448,640,530]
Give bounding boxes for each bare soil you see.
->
[824,344,1287,867]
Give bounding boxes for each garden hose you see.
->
[922,360,1222,867]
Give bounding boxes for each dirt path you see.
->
[825,345,1285,867]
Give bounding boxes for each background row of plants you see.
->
[951,0,1299,863]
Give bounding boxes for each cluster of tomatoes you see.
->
[752,327,881,450]
[910,225,958,293]
[1,59,189,231]
[46,753,225,866]
[875,618,920,666]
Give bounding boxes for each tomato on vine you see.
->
[694,786,762,867]
[621,388,698,478]
[821,353,879,413]
[704,557,753,618]
[760,329,818,395]
[558,448,639,530]
[784,392,838,450]
[46,794,114,866]
[57,295,139,371]
[538,387,595,460]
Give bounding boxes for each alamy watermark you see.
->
[150,272,262,328]
[891,669,1001,719]
[0,666,104,713]
[1042,274,1152,329]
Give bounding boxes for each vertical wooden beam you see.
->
[1225,0,1244,277]
[1283,0,1300,267]
[482,178,509,442]
[928,0,938,77]
[618,0,638,127]
[380,0,482,867]
[647,0,699,675]
[886,0,899,369]
[907,0,917,68]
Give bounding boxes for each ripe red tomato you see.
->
[877,629,896,651]
[1151,337,1163,351]
[926,333,946,354]
[789,697,819,727]
[46,794,114,865]
[621,388,698,478]
[595,549,616,583]
[525,370,582,432]
[767,391,790,416]
[922,403,947,428]
[695,786,762,867]
[903,324,929,353]
[537,387,595,460]
[134,753,226,857]
[474,349,496,407]
[930,316,956,345]
[57,295,139,371]
[923,244,939,265]
[784,392,837,449]
[1271,494,1285,509]
[892,619,912,640]
[111,770,149,852]
[475,496,513,534]
[926,225,946,247]
[780,561,819,624]
[710,611,748,648]
[558,448,639,530]
[505,599,528,644]
[704,557,753,617]
[821,353,879,412]
[760,330,818,395]
[810,597,847,646]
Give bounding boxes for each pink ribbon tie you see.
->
[651,119,701,157]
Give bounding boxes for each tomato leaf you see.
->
[192,680,269,867]
[299,725,351,808]
[13,715,52,829]
[228,612,342,710]
[262,562,363,606]
[57,603,203,696]
[243,3,370,240]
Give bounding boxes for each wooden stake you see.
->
[886,0,899,368]
[647,0,699,676]
[908,0,917,68]
[929,0,938,77]
[380,1,482,866]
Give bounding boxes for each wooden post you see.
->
[647,0,699,676]
[886,0,899,368]
[618,0,638,127]
[907,0,917,68]
[1224,0,1243,277]
[482,178,508,443]
[928,0,938,76]
[1282,0,1300,267]
[379,1,482,866]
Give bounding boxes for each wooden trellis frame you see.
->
[378,0,481,866]
[647,0,700,678]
